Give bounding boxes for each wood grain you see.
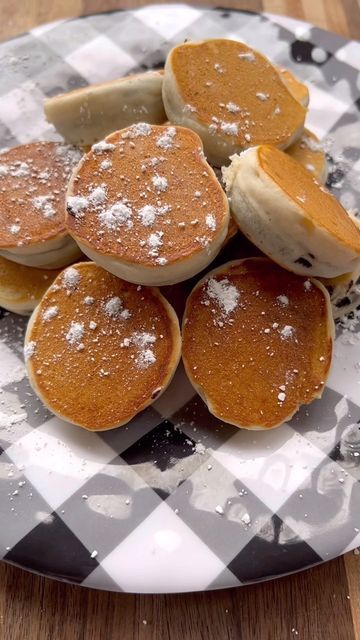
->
[0,558,357,640]
[1,0,360,40]
[0,1,359,639]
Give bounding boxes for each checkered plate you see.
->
[0,4,359,594]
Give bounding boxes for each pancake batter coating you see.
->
[44,71,166,147]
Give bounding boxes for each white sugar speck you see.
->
[122,122,152,138]
[241,513,251,525]
[12,162,30,177]
[89,185,107,206]
[42,306,58,322]
[221,122,238,136]
[183,104,197,113]
[304,280,312,291]
[32,195,55,218]
[206,278,239,315]
[99,201,133,230]
[84,296,94,305]
[301,136,323,152]
[147,231,163,256]
[66,321,84,345]
[100,159,112,170]
[238,51,255,61]
[277,295,289,306]
[63,267,80,291]
[205,213,216,231]
[62,267,81,292]
[151,175,168,192]
[67,195,89,218]
[9,224,20,235]
[156,127,176,150]
[24,341,36,361]
[215,505,224,515]
[90,550,98,558]
[138,204,156,227]
[104,296,122,317]
[280,325,295,340]
[92,140,115,153]
[256,92,269,101]
[137,349,156,368]
[226,102,241,113]
[278,392,286,402]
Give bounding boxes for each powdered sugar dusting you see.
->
[206,278,240,315]
[24,341,36,361]
[104,296,122,317]
[205,213,216,231]
[92,140,115,153]
[151,175,168,192]
[100,159,112,170]
[65,321,84,345]
[138,205,157,227]
[99,201,133,230]
[220,122,238,136]
[42,306,59,322]
[32,195,55,218]
[280,325,295,340]
[226,102,241,113]
[132,332,157,369]
[147,231,164,257]
[62,267,80,292]
[67,195,89,218]
[137,349,156,368]
[88,185,107,206]
[301,136,323,152]
[256,92,269,101]
[122,123,152,138]
[277,295,289,307]
[156,127,176,150]
[238,51,255,62]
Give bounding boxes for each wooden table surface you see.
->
[0,1,359,639]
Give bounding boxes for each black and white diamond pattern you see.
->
[0,5,359,594]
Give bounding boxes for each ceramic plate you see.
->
[0,4,359,594]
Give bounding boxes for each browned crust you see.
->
[0,142,81,248]
[182,257,333,430]
[168,39,306,148]
[66,125,229,266]
[258,145,360,252]
[25,262,181,430]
